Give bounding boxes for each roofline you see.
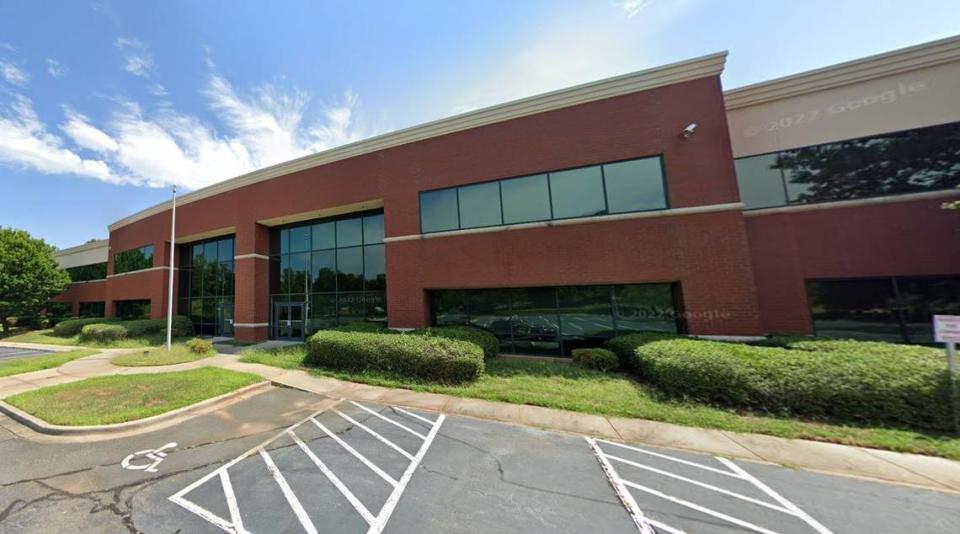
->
[108,51,728,232]
[724,34,960,110]
[54,239,109,257]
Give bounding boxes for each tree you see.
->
[0,227,71,330]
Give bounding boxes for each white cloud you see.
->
[0,95,115,182]
[616,0,654,18]
[148,83,167,96]
[0,60,29,87]
[46,58,66,78]
[114,37,154,77]
[60,108,119,153]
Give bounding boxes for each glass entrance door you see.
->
[274,302,305,340]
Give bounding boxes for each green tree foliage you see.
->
[0,227,71,330]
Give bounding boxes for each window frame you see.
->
[113,244,154,274]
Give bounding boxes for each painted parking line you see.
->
[170,401,445,534]
[587,437,834,534]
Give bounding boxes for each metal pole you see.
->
[948,342,958,434]
[165,185,177,352]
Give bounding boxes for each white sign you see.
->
[122,442,177,473]
[934,315,960,344]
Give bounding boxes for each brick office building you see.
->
[53,36,960,354]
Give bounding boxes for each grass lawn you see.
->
[3,367,262,426]
[4,329,189,348]
[112,344,214,366]
[0,349,98,377]
[240,345,960,460]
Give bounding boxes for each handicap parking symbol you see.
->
[122,442,178,473]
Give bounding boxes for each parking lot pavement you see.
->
[2,386,959,533]
[0,347,52,360]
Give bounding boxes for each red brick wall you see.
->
[745,196,960,334]
[53,280,107,316]
[63,75,766,339]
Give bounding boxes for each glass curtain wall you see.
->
[431,283,681,356]
[177,236,235,336]
[114,245,154,274]
[270,211,385,337]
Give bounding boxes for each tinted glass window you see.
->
[893,277,960,344]
[362,214,384,244]
[114,245,153,274]
[336,218,363,247]
[66,262,107,282]
[558,285,613,350]
[420,188,459,233]
[458,181,502,228]
[614,284,677,333]
[311,250,336,292]
[734,154,787,209]
[312,222,335,250]
[218,239,234,262]
[549,166,606,219]
[288,226,310,253]
[806,279,903,342]
[337,247,363,291]
[500,174,551,224]
[363,244,385,290]
[603,158,667,213]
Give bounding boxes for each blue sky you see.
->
[1,0,958,249]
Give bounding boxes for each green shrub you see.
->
[121,316,194,337]
[410,326,500,359]
[54,317,111,337]
[572,348,619,372]
[79,324,128,343]
[333,321,392,333]
[185,337,214,354]
[305,331,484,383]
[607,332,679,373]
[631,337,956,431]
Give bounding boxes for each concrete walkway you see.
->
[2,341,960,493]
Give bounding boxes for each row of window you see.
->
[178,296,234,336]
[431,283,681,356]
[806,276,960,344]
[78,301,105,317]
[735,120,960,209]
[419,156,668,234]
[277,213,384,255]
[66,262,107,282]
[114,244,154,274]
[270,291,387,337]
[179,236,237,301]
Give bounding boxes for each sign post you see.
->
[933,315,960,433]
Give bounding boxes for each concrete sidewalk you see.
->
[2,340,960,493]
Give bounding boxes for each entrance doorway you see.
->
[273,302,305,340]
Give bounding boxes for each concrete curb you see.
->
[0,341,84,353]
[0,380,271,436]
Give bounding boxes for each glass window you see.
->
[614,284,677,333]
[78,301,105,317]
[288,252,309,294]
[511,287,560,355]
[116,299,150,320]
[806,279,903,342]
[66,262,107,282]
[288,226,310,253]
[365,291,387,323]
[432,290,469,326]
[558,285,613,351]
[311,250,336,292]
[500,174,551,224]
[218,239,234,262]
[734,154,787,209]
[203,241,218,262]
[336,292,366,325]
[363,244,386,291]
[312,222,335,250]
[897,277,960,344]
[363,214,384,244]
[114,244,153,274]
[309,293,338,333]
[549,166,606,219]
[420,188,459,233]
[467,288,516,353]
[458,181,502,228]
[336,218,363,247]
[337,247,363,291]
[603,157,667,213]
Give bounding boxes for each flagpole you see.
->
[165,185,177,351]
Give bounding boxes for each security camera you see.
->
[682,123,697,139]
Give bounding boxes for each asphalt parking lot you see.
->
[1,386,958,533]
[0,347,52,361]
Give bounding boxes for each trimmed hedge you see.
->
[305,331,484,383]
[616,335,956,431]
[333,321,393,333]
[410,326,500,360]
[572,348,619,372]
[607,332,679,373]
[79,324,127,342]
[52,316,193,338]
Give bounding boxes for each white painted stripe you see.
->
[718,458,834,534]
[368,414,446,534]
[392,406,437,426]
[648,518,688,534]
[169,494,237,533]
[288,429,376,525]
[619,479,778,534]
[597,439,744,479]
[336,409,415,461]
[219,470,247,534]
[351,401,427,440]
[605,454,792,514]
[311,418,399,487]
[585,438,656,534]
[260,448,319,534]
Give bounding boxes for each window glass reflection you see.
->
[549,166,606,219]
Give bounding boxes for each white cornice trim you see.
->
[107,52,727,232]
[234,323,269,328]
[384,202,744,243]
[724,34,960,109]
[106,266,175,278]
[743,189,960,217]
[234,253,270,261]
[54,239,109,258]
